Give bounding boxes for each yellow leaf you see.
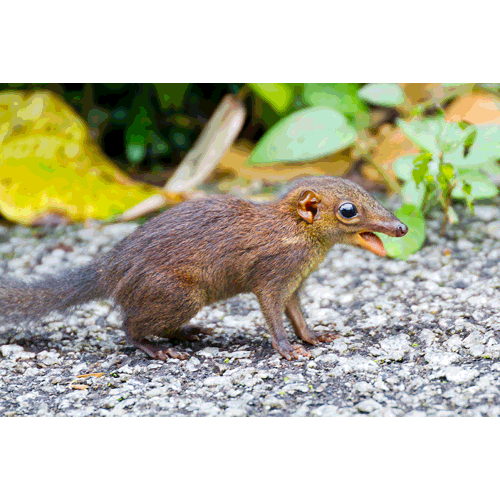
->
[0,90,180,225]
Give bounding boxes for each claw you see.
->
[129,338,189,361]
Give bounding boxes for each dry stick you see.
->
[118,94,247,222]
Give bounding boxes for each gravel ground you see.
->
[1,201,500,417]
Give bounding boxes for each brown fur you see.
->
[0,176,407,360]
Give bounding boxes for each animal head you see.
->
[282,176,407,256]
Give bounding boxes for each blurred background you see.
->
[1,83,499,257]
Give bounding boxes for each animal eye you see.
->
[339,203,357,219]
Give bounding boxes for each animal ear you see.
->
[297,190,321,224]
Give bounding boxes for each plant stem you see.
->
[440,196,450,236]
[363,155,401,194]
[440,181,457,236]
[236,84,251,101]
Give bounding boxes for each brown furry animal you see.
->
[0,177,407,360]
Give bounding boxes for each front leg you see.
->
[256,292,311,360]
[285,292,338,345]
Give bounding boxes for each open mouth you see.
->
[356,232,386,257]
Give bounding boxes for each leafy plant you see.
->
[385,114,500,259]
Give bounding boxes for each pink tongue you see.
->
[360,232,386,256]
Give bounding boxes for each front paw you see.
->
[298,329,338,345]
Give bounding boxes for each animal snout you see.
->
[396,223,408,237]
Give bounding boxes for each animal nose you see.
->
[396,224,408,237]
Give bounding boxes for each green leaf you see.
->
[397,117,443,155]
[126,144,146,163]
[462,181,475,213]
[440,162,455,181]
[437,161,456,193]
[401,179,425,209]
[463,131,478,157]
[412,153,432,185]
[358,83,405,107]
[452,170,499,200]
[463,182,472,195]
[393,154,418,181]
[399,117,475,158]
[153,83,190,109]
[445,124,500,167]
[249,106,357,163]
[437,173,449,193]
[377,205,426,260]
[303,83,358,113]
[434,121,479,156]
[458,122,478,157]
[126,106,152,150]
[248,83,293,114]
[303,83,369,130]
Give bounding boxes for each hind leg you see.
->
[125,334,188,361]
[120,283,205,361]
[169,325,214,342]
[125,324,212,360]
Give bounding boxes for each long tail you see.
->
[0,264,106,325]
